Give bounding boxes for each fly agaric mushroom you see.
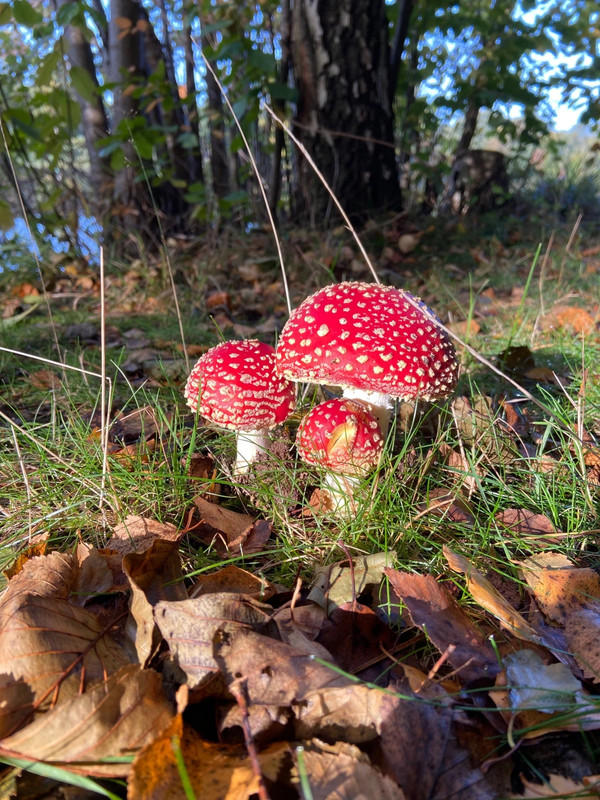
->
[276,282,458,437]
[184,339,295,474]
[297,398,383,513]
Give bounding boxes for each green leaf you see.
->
[37,47,60,87]
[69,64,97,103]
[110,147,126,171]
[12,0,43,26]
[247,48,277,75]
[0,4,12,25]
[0,199,14,231]
[56,1,82,27]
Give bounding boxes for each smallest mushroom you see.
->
[184,339,295,475]
[296,398,384,514]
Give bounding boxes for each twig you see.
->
[229,678,271,800]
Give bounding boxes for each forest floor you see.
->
[0,209,600,799]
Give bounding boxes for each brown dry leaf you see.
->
[29,369,61,389]
[541,305,598,336]
[377,687,498,800]
[74,542,114,605]
[190,495,272,556]
[294,738,406,800]
[519,552,600,624]
[294,683,384,744]
[416,488,476,525]
[190,565,276,601]
[447,318,481,338]
[3,536,49,579]
[185,452,216,481]
[490,650,600,738]
[564,604,600,683]
[316,601,397,673]
[154,594,271,691]
[514,773,600,798]
[205,290,231,310]
[384,568,498,682]
[0,665,174,778]
[444,546,542,643]
[130,713,290,800]
[308,551,396,614]
[272,602,329,657]
[522,366,568,386]
[0,675,34,739]
[107,514,182,556]
[215,629,350,709]
[123,540,188,666]
[0,553,130,731]
[495,509,559,538]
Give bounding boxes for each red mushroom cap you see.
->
[276,282,458,401]
[184,340,295,430]
[297,398,383,476]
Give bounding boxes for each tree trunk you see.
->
[54,0,110,197]
[183,27,205,187]
[107,0,152,222]
[455,98,480,158]
[290,0,400,223]
[268,0,291,215]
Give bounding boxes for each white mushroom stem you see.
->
[322,471,363,515]
[234,429,271,475]
[341,389,394,439]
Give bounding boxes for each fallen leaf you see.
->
[490,650,600,738]
[294,738,406,799]
[308,552,396,614]
[523,366,567,386]
[444,546,541,643]
[495,509,558,538]
[123,540,188,666]
[519,552,600,624]
[447,318,481,338]
[3,536,49,580]
[0,665,174,778]
[377,686,498,800]
[130,714,290,800]
[541,305,597,336]
[74,543,114,604]
[189,495,272,556]
[29,369,61,389]
[514,773,600,798]
[564,604,600,683]
[384,569,498,682]
[0,553,130,730]
[190,565,276,601]
[154,594,271,691]
[316,601,397,674]
[107,515,182,556]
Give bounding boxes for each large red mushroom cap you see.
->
[184,339,295,431]
[276,282,458,401]
[297,398,383,477]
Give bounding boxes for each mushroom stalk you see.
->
[321,471,364,515]
[341,388,393,439]
[234,430,271,475]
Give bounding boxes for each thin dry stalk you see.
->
[201,55,292,318]
[11,428,33,541]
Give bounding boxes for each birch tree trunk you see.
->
[290,0,400,223]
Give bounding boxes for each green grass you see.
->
[1,220,599,591]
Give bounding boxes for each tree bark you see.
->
[290,0,400,223]
[455,98,480,157]
[54,0,110,197]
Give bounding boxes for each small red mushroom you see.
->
[184,339,295,474]
[297,398,383,513]
[276,281,458,437]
